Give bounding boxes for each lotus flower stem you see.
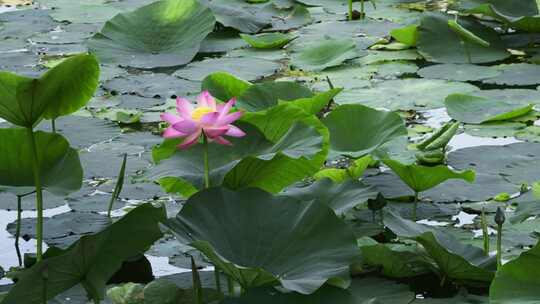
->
[27,128,44,261]
[15,195,22,266]
[360,0,365,19]
[202,135,210,189]
[227,276,234,296]
[51,119,56,133]
[214,267,222,293]
[481,207,489,255]
[495,207,505,269]
[191,256,203,304]
[107,154,127,218]
[348,0,353,20]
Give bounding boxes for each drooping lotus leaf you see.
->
[236,81,313,111]
[322,104,407,158]
[383,159,475,193]
[490,241,540,303]
[208,0,271,33]
[459,0,540,33]
[0,129,83,196]
[445,94,534,124]
[0,53,99,127]
[150,114,326,195]
[291,38,358,71]
[280,178,378,215]
[87,0,216,68]
[164,187,359,294]
[335,78,479,110]
[390,24,418,47]
[1,203,166,304]
[417,13,510,64]
[240,33,295,49]
[201,72,252,102]
[418,63,501,82]
[384,211,496,284]
[360,243,433,278]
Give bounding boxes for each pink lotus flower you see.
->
[160,91,246,149]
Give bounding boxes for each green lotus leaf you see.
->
[87,0,216,68]
[0,128,82,196]
[164,187,359,294]
[237,81,313,112]
[445,94,533,124]
[417,13,509,64]
[490,241,540,303]
[1,203,166,304]
[291,38,358,71]
[459,0,540,33]
[390,24,418,47]
[201,72,252,102]
[323,104,407,158]
[240,33,295,49]
[383,159,475,193]
[0,54,99,127]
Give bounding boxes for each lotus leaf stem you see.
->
[227,276,234,296]
[215,267,222,293]
[348,0,353,20]
[496,224,502,268]
[203,135,210,189]
[412,192,419,221]
[51,119,56,133]
[27,128,44,261]
[481,208,489,255]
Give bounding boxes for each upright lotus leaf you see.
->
[384,211,496,284]
[383,159,475,193]
[417,13,509,64]
[445,94,533,124]
[390,24,418,47]
[280,178,378,215]
[291,38,358,71]
[322,104,407,158]
[0,128,82,196]
[201,72,252,102]
[240,33,295,49]
[164,187,359,294]
[150,114,326,195]
[490,241,540,303]
[0,54,99,127]
[237,81,313,112]
[87,0,216,68]
[1,203,166,304]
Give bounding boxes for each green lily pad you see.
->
[280,178,378,215]
[240,33,295,49]
[418,63,501,81]
[464,122,526,138]
[335,78,479,110]
[47,1,122,24]
[322,104,407,158]
[445,94,534,124]
[417,13,510,64]
[173,57,281,81]
[87,0,216,68]
[515,126,540,142]
[0,203,165,304]
[482,63,540,86]
[236,81,313,112]
[209,0,271,33]
[291,38,358,71]
[165,187,358,294]
[0,129,82,196]
[490,241,540,303]
[103,73,200,99]
[267,4,312,31]
[361,242,433,278]
[201,72,252,102]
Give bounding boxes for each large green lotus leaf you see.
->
[87,0,215,68]
[473,89,540,106]
[165,187,358,294]
[445,94,533,124]
[173,57,281,81]
[201,72,252,102]
[460,0,540,33]
[291,38,358,71]
[322,104,407,158]
[464,122,526,138]
[236,81,313,111]
[384,211,496,284]
[418,63,501,81]
[515,126,540,143]
[383,159,475,193]
[199,30,248,54]
[482,63,540,86]
[47,1,122,24]
[280,178,378,215]
[417,13,510,64]
[266,4,312,31]
[490,241,540,303]
[150,119,325,195]
[447,142,540,185]
[0,129,82,196]
[335,78,479,110]
[361,242,433,278]
[1,203,165,304]
[0,54,99,127]
[103,73,200,99]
